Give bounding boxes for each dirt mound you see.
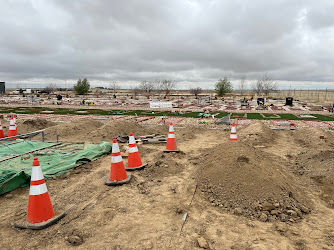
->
[44,120,104,142]
[297,149,334,208]
[86,120,168,141]
[292,127,334,148]
[138,152,185,179]
[22,118,54,130]
[239,121,277,146]
[196,142,312,222]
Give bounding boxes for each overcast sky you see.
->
[0,0,333,89]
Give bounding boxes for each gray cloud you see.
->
[0,0,333,89]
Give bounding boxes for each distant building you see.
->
[0,82,5,93]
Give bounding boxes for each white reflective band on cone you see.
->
[129,136,136,144]
[168,133,175,138]
[112,143,120,153]
[31,166,45,181]
[169,126,174,132]
[230,134,238,139]
[29,183,48,196]
[129,147,138,153]
[231,127,236,133]
[112,155,123,163]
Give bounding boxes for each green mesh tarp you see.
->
[0,141,112,195]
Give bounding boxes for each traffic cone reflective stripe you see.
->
[127,132,146,170]
[27,158,55,224]
[13,115,18,134]
[0,122,4,138]
[230,123,238,141]
[164,123,179,152]
[106,138,132,185]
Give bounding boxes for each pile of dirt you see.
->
[196,142,312,223]
[22,118,54,130]
[292,127,334,148]
[239,121,277,146]
[297,149,334,208]
[138,152,185,179]
[44,120,105,142]
[86,120,168,142]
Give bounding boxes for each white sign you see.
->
[150,101,173,108]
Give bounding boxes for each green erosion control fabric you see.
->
[0,141,112,195]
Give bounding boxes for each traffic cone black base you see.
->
[14,211,66,230]
[105,173,132,186]
[126,163,148,171]
[163,150,180,153]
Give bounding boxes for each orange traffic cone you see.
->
[0,122,4,138]
[126,132,147,171]
[164,123,180,153]
[229,123,238,141]
[8,117,18,137]
[14,158,66,229]
[105,138,132,186]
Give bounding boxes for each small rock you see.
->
[262,202,275,211]
[233,208,243,215]
[299,205,310,214]
[175,208,183,214]
[66,235,83,246]
[271,210,279,216]
[275,222,287,234]
[5,193,13,199]
[273,202,280,208]
[319,135,325,139]
[197,237,209,249]
[155,161,163,166]
[287,210,298,217]
[279,214,288,222]
[259,213,268,222]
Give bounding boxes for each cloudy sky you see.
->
[0,0,333,89]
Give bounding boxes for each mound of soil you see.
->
[22,118,54,130]
[196,142,312,222]
[88,120,168,140]
[297,149,334,208]
[138,152,185,179]
[44,120,104,142]
[239,121,277,146]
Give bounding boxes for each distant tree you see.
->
[252,74,277,96]
[160,80,175,97]
[215,77,233,97]
[261,74,277,96]
[44,83,57,93]
[252,80,263,96]
[239,76,247,95]
[109,81,120,95]
[155,80,163,96]
[132,86,140,97]
[190,87,202,98]
[74,78,90,95]
[139,81,155,98]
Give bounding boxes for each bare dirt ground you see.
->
[0,119,333,249]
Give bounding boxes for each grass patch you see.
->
[1,106,334,121]
[247,113,265,120]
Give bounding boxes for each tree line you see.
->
[46,73,277,97]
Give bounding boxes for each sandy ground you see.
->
[0,118,333,249]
